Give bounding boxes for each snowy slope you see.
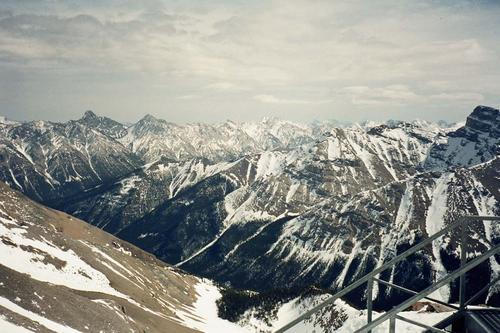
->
[234,291,453,333]
[0,181,246,333]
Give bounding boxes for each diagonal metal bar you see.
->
[274,216,500,333]
[459,220,468,311]
[464,216,500,221]
[431,310,463,331]
[366,277,373,333]
[353,244,500,333]
[464,275,500,307]
[373,277,459,310]
[394,314,449,333]
[273,216,468,333]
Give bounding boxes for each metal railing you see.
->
[274,216,500,333]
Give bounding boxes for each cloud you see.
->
[341,85,421,105]
[341,85,484,106]
[204,82,249,91]
[429,92,484,102]
[0,0,499,123]
[0,9,12,18]
[254,94,331,105]
[0,10,191,72]
[1,1,499,84]
[177,94,199,100]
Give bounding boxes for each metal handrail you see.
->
[464,275,500,308]
[274,216,500,333]
[372,277,459,310]
[356,243,500,332]
[394,315,448,333]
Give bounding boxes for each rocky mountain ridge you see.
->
[0,105,498,312]
[118,114,330,163]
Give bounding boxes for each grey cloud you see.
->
[0,14,103,41]
[341,85,485,107]
[205,82,249,91]
[429,92,484,102]
[0,9,194,71]
[341,85,422,106]
[0,9,12,18]
[254,94,332,105]
[0,0,499,124]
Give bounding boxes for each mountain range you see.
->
[0,105,499,323]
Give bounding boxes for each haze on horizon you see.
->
[0,0,499,124]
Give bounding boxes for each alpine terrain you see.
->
[0,105,499,331]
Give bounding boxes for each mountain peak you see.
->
[223,119,238,128]
[470,105,499,120]
[465,105,499,136]
[83,110,98,119]
[142,114,158,122]
[77,110,128,139]
[261,116,280,124]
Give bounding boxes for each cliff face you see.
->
[466,105,500,137]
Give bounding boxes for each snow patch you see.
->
[0,296,82,333]
[425,173,453,302]
[0,315,34,333]
[177,281,249,332]
[0,221,126,298]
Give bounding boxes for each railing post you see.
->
[459,216,468,311]
[274,216,499,333]
[367,277,373,333]
[389,316,396,333]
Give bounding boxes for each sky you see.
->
[0,0,499,124]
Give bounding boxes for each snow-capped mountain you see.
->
[0,116,141,202]
[58,113,452,237]
[119,114,325,163]
[78,110,128,139]
[0,111,326,204]
[0,105,498,313]
[119,106,500,307]
[424,105,499,170]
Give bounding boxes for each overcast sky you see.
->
[0,0,499,124]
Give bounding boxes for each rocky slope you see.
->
[0,181,257,332]
[78,110,128,139]
[0,116,141,203]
